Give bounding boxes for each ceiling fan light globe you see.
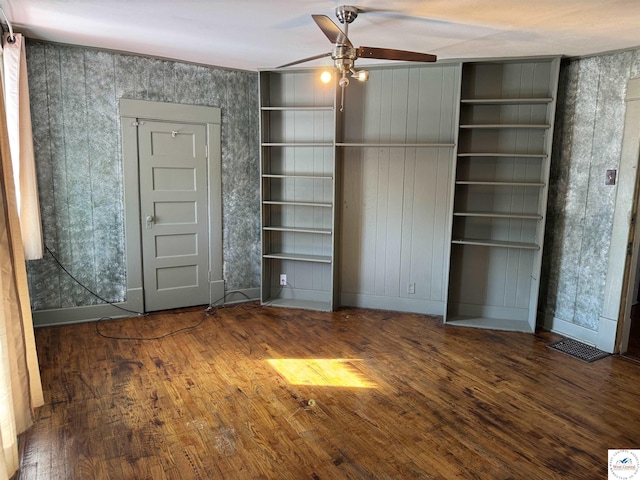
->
[353,70,369,81]
[320,71,333,83]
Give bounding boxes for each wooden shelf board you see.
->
[263,174,333,180]
[445,315,533,332]
[456,181,545,187]
[262,143,333,147]
[261,106,334,111]
[263,252,332,263]
[263,201,332,208]
[451,238,540,250]
[460,98,553,105]
[263,226,332,235]
[459,124,550,129]
[337,142,455,147]
[453,211,543,220]
[262,297,332,311]
[457,153,547,158]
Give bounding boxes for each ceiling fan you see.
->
[278,5,437,90]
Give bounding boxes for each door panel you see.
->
[138,121,209,311]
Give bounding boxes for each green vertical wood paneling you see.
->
[339,64,459,306]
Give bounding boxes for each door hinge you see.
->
[628,242,634,256]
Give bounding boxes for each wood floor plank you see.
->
[15,304,640,479]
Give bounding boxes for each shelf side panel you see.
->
[264,258,332,305]
[265,230,333,259]
[461,60,554,100]
[452,216,538,246]
[264,109,334,144]
[264,70,335,108]
[448,241,535,312]
[453,183,542,217]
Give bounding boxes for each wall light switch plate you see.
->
[606,169,617,185]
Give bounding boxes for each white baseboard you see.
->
[32,302,142,327]
[221,288,260,305]
[538,312,599,347]
[32,287,261,327]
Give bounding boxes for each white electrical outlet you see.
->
[408,283,415,294]
[280,274,287,286]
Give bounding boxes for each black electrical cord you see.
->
[95,311,207,341]
[95,291,256,341]
[44,244,144,316]
[45,243,259,340]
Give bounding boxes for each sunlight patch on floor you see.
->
[267,358,377,388]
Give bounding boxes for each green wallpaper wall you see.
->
[25,41,260,310]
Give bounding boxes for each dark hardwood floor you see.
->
[16,303,640,479]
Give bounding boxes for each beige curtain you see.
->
[0,44,43,479]
[2,33,42,260]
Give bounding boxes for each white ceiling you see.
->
[4,0,640,71]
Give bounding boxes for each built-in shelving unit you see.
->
[260,64,462,314]
[260,59,559,324]
[445,57,561,332]
[259,69,338,311]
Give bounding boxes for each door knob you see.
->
[145,214,154,229]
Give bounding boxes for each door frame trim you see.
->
[600,77,640,352]
[120,99,223,313]
[611,78,640,352]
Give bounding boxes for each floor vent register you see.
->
[547,338,610,363]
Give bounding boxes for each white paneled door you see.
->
[138,120,210,311]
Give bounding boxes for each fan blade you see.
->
[277,52,332,69]
[357,46,437,63]
[312,14,352,46]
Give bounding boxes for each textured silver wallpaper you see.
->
[25,41,260,310]
[540,48,640,331]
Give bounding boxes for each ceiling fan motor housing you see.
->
[276,6,436,70]
[335,5,358,24]
[332,45,356,73]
